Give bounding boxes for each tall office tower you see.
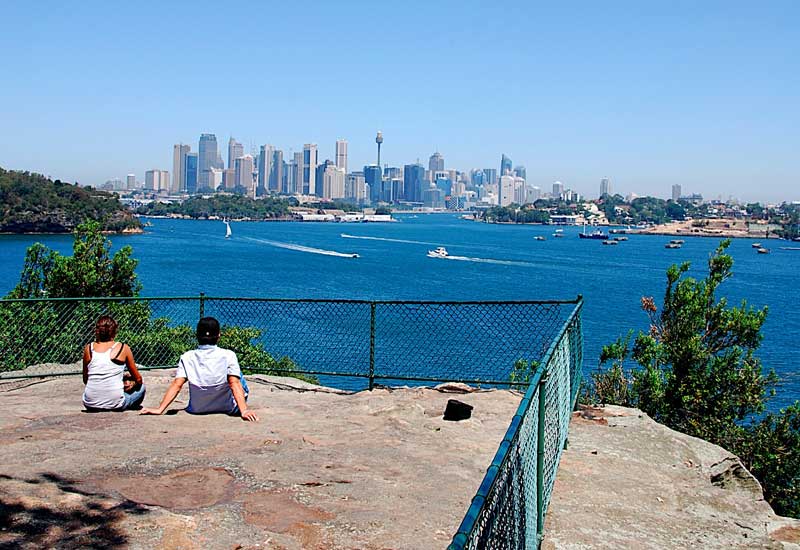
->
[600,178,610,197]
[269,149,284,192]
[364,165,382,203]
[375,132,383,167]
[315,160,331,198]
[529,186,542,202]
[403,163,425,202]
[281,159,289,191]
[289,151,302,194]
[319,162,345,199]
[672,184,682,201]
[346,172,367,202]
[514,166,526,180]
[145,169,168,192]
[335,139,348,173]
[172,144,190,193]
[513,177,526,204]
[500,154,513,176]
[257,145,274,196]
[208,168,222,191]
[222,168,236,190]
[471,169,485,187]
[499,174,515,207]
[429,151,444,173]
[552,181,565,199]
[228,138,244,169]
[185,153,198,194]
[302,144,318,195]
[234,155,255,197]
[483,168,497,185]
[384,166,401,180]
[126,174,136,190]
[198,134,220,189]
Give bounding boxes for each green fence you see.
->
[448,299,583,549]
[0,294,583,548]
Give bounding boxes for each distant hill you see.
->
[0,168,141,233]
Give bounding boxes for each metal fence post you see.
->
[199,292,205,319]
[368,302,376,390]
[536,367,548,545]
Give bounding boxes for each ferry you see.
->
[427,247,449,258]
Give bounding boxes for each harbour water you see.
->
[1,214,797,411]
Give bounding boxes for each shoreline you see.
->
[0,227,144,236]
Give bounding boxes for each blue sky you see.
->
[1,0,797,202]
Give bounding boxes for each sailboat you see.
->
[224,219,232,239]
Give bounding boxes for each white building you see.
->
[321,164,346,199]
[228,138,244,170]
[145,169,170,194]
[335,139,348,173]
[302,143,318,195]
[499,174,515,207]
[346,172,366,202]
[513,177,526,205]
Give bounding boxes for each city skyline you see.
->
[0,1,797,203]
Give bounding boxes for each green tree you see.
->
[9,220,140,298]
[586,240,798,518]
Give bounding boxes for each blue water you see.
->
[1,214,797,411]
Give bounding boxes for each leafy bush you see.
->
[582,240,799,518]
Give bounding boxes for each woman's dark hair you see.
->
[196,317,220,345]
[95,316,118,342]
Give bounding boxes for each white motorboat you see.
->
[427,247,449,258]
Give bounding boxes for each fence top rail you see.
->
[447,299,583,549]
[0,295,584,306]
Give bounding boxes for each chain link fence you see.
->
[448,300,583,550]
[0,294,583,548]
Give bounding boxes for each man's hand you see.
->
[139,408,163,415]
[241,410,259,422]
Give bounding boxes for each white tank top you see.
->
[82,342,126,410]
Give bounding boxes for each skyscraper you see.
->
[258,144,274,196]
[228,138,244,170]
[269,149,284,192]
[403,163,425,202]
[364,165,382,203]
[335,139,348,173]
[483,168,497,185]
[429,151,444,173]
[345,172,366,203]
[514,165,526,180]
[234,155,255,197]
[126,174,136,190]
[319,161,345,199]
[302,144,318,195]
[499,174,515,206]
[500,154,512,176]
[198,134,220,189]
[672,184,682,201]
[552,181,564,199]
[185,153,198,194]
[172,144,190,194]
[600,178,610,197]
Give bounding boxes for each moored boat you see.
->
[757,247,770,254]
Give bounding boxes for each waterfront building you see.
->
[185,153,198,194]
[514,165,526,180]
[302,144,318,195]
[198,134,221,189]
[335,139,348,173]
[172,144,190,193]
[600,178,610,197]
[403,163,425,202]
[499,174,515,207]
[228,138,244,170]
[483,168,497,185]
[346,171,367,203]
[672,184,682,201]
[126,174,136,190]
[500,154,512,176]
[234,155,255,197]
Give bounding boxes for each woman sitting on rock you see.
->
[82,315,146,411]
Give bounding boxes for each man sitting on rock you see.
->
[140,317,259,422]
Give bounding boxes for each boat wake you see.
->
[340,233,441,246]
[243,237,359,258]
[439,254,536,267]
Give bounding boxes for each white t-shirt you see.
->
[175,345,241,414]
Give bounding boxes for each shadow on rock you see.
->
[0,472,148,550]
